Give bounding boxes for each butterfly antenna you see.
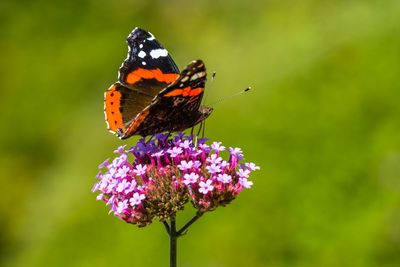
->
[203,71,216,105]
[209,86,251,107]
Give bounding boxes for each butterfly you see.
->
[104,27,213,139]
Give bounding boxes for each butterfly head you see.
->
[199,105,213,121]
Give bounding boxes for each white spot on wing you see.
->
[150,49,168,59]
[190,71,206,81]
[139,44,143,48]
[138,51,146,58]
[142,61,146,65]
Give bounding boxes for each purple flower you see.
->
[116,179,130,193]
[229,147,243,157]
[130,192,146,206]
[229,147,244,162]
[125,180,137,193]
[220,160,228,168]
[217,174,232,184]
[155,133,169,141]
[178,160,194,171]
[206,163,222,174]
[116,200,128,214]
[133,164,147,176]
[179,140,192,149]
[106,195,115,206]
[167,147,183,157]
[112,154,128,168]
[239,178,253,188]
[211,142,225,152]
[114,145,126,154]
[198,143,210,152]
[238,168,250,178]
[93,132,259,226]
[207,154,222,164]
[116,166,130,178]
[245,162,260,171]
[199,180,214,194]
[152,150,165,157]
[192,160,201,168]
[183,172,199,185]
[98,159,110,169]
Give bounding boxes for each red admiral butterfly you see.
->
[104,27,213,139]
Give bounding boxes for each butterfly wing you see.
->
[118,27,180,96]
[121,60,209,137]
[104,82,154,137]
[158,59,207,110]
[105,28,180,138]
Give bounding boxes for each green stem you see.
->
[177,212,203,236]
[163,221,170,235]
[170,218,177,267]
[165,213,204,267]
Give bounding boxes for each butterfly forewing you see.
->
[118,27,180,96]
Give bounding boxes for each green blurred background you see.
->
[1,0,400,266]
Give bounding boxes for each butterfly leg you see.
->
[201,120,206,138]
[145,134,155,144]
[163,131,172,142]
[196,120,206,138]
[196,121,203,136]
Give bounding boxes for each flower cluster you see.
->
[93,133,259,227]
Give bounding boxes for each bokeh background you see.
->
[1,0,400,266]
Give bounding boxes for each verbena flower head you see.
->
[93,133,259,227]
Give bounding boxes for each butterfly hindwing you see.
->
[104,82,153,137]
[158,59,207,110]
[120,60,208,138]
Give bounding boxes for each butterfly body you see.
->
[104,27,212,139]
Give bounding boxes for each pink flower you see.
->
[211,142,225,152]
[130,192,146,206]
[133,164,147,176]
[217,174,232,184]
[238,168,250,178]
[179,140,192,149]
[245,162,260,171]
[239,178,253,188]
[183,173,199,185]
[116,179,130,193]
[116,200,128,214]
[167,147,183,157]
[178,160,194,171]
[206,163,222,174]
[116,166,130,178]
[199,180,214,194]
[93,133,259,227]
[207,154,222,164]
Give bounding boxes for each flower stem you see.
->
[163,220,170,235]
[177,212,203,236]
[166,213,204,267]
[170,218,177,267]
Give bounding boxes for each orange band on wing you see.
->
[104,84,125,132]
[122,109,150,139]
[126,68,179,84]
[164,87,203,97]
